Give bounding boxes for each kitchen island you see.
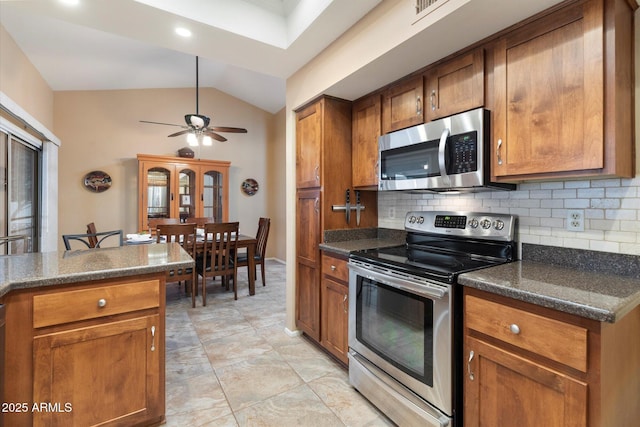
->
[0,243,193,427]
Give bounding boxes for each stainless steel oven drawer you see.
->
[349,351,451,427]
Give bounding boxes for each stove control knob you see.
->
[409,216,416,224]
[417,216,424,224]
[493,219,505,230]
[480,219,492,229]
[469,218,479,228]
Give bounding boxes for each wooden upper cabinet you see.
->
[425,48,485,121]
[492,0,634,181]
[382,75,424,134]
[352,94,381,189]
[296,102,323,188]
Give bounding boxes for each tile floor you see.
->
[164,260,394,426]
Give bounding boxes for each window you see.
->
[0,130,40,254]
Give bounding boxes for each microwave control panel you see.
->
[449,131,478,174]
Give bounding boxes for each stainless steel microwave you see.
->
[378,108,515,192]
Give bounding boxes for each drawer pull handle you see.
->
[97,298,107,308]
[331,265,337,271]
[151,326,156,352]
[510,324,521,335]
[467,350,475,381]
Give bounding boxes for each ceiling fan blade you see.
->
[168,129,193,137]
[204,130,227,142]
[209,126,247,133]
[140,120,185,128]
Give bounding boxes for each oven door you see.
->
[348,260,453,418]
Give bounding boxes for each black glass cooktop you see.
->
[350,244,507,283]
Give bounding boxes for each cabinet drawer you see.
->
[465,294,588,372]
[322,254,348,283]
[33,279,160,328]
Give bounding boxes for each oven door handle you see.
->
[349,262,448,300]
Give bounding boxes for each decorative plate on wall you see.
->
[83,170,112,193]
[241,178,259,196]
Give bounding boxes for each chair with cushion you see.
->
[196,222,239,305]
[237,217,270,287]
[62,229,124,250]
[156,223,198,307]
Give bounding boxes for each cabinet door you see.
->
[295,189,321,340]
[382,75,424,134]
[177,166,197,222]
[138,161,175,232]
[33,315,163,427]
[425,48,484,121]
[320,276,348,364]
[352,94,381,189]
[492,0,603,179]
[296,102,322,188]
[199,165,229,223]
[464,336,587,427]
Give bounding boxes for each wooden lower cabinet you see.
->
[2,274,166,427]
[320,253,349,364]
[464,336,587,427]
[464,287,640,427]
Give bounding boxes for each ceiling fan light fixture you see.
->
[185,114,209,129]
[202,135,213,146]
[187,133,198,146]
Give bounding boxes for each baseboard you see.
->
[284,327,302,337]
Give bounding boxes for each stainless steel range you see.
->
[348,211,516,427]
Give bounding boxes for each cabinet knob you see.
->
[331,265,337,271]
[97,298,107,308]
[509,324,521,335]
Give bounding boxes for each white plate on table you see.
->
[126,233,154,244]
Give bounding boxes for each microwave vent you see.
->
[415,0,441,14]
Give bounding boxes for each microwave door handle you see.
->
[438,128,451,186]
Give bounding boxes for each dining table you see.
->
[126,232,259,296]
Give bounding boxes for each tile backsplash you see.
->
[378,177,640,256]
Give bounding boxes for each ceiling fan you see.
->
[140,56,247,145]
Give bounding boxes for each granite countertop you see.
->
[459,261,640,323]
[0,242,194,298]
[319,227,406,256]
[319,238,404,256]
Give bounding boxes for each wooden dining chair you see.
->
[156,223,198,307]
[62,229,124,250]
[196,222,239,305]
[86,222,98,248]
[236,217,270,287]
[184,217,215,227]
[148,218,181,235]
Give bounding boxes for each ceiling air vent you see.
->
[415,0,441,15]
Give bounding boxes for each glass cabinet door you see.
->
[202,170,223,222]
[178,168,196,222]
[146,167,171,223]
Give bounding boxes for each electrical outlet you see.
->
[566,209,584,232]
[388,207,396,219]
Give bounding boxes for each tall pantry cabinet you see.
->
[295,96,376,346]
[295,97,352,341]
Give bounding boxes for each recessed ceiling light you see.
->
[59,0,80,6]
[175,27,192,38]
